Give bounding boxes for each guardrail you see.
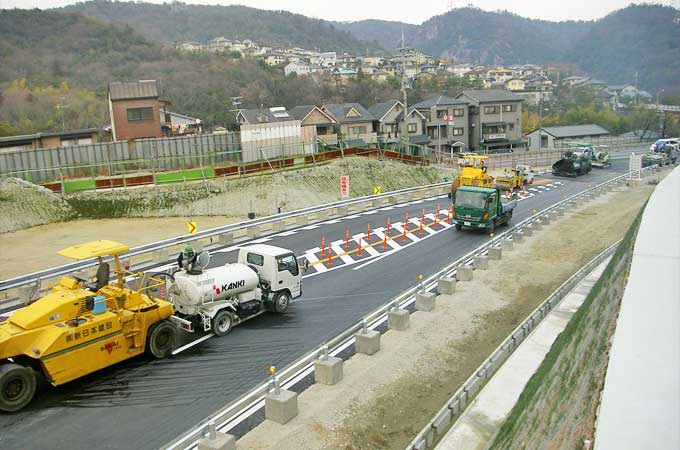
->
[0,181,450,295]
[404,241,621,450]
[162,165,656,450]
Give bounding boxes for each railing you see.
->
[404,241,622,450]
[0,181,450,296]
[161,166,655,450]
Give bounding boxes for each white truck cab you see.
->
[237,244,302,300]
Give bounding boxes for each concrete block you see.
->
[512,232,524,242]
[523,225,534,236]
[488,247,502,260]
[271,220,283,232]
[219,233,233,246]
[247,226,260,239]
[314,356,344,385]
[437,277,456,295]
[388,195,398,205]
[388,308,410,331]
[336,205,348,216]
[316,210,329,221]
[152,249,168,265]
[533,220,543,230]
[540,216,550,226]
[264,389,298,425]
[416,291,436,312]
[197,433,236,450]
[474,255,489,270]
[295,215,308,226]
[556,207,565,216]
[501,239,514,251]
[355,330,380,355]
[433,410,452,436]
[456,265,474,281]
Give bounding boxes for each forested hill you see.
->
[334,4,679,92]
[567,4,680,95]
[63,0,381,54]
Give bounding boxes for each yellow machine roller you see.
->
[0,240,175,412]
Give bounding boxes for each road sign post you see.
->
[340,175,350,199]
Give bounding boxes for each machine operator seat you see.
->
[86,262,110,292]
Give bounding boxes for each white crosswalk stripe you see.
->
[391,223,421,242]
[330,241,355,265]
[303,248,327,272]
[373,228,402,250]
[353,234,381,256]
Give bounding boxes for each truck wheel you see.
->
[455,224,462,231]
[0,363,36,412]
[211,310,233,337]
[146,320,176,359]
[273,291,290,313]
[487,222,495,234]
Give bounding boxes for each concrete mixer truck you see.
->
[168,244,302,336]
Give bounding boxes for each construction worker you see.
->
[177,245,201,274]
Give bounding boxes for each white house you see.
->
[284,62,311,77]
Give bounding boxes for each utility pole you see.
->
[56,98,68,131]
[398,27,411,154]
[229,96,243,128]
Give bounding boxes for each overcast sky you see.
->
[0,0,676,24]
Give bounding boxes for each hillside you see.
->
[63,0,381,54]
[568,4,680,94]
[335,5,678,92]
[332,20,419,52]
[0,9,398,135]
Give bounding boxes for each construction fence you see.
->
[0,132,429,193]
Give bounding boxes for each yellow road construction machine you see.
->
[0,240,175,412]
[450,153,494,199]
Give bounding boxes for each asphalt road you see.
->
[0,156,636,450]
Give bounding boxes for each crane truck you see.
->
[168,244,302,336]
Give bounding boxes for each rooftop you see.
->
[238,107,295,124]
[412,95,467,109]
[458,89,523,103]
[531,124,610,138]
[108,80,159,101]
[323,103,375,124]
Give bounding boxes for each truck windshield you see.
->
[455,190,487,209]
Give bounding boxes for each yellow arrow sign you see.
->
[374,186,381,195]
[187,221,197,234]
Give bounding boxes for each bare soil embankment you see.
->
[236,180,657,450]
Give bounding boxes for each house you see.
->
[487,68,515,84]
[319,52,337,67]
[284,62,311,77]
[236,106,296,125]
[524,124,610,151]
[263,52,288,66]
[333,68,358,82]
[412,95,470,154]
[108,80,163,141]
[505,78,526,91]
[176,42,204,52]
[289,105,337,146]
[322,103,376,146]
[455,89,525,152]
[160,109,202,137]
[0,128,100,151]
[561,76,589,87]
[368,100,427,146]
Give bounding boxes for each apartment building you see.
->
[455,90,525,152]
[412,96,470,153]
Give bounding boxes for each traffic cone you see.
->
[367,223,371,241]
[320,237,325,257]
[328,248,332,266]
[345,229,350,249]
[403,212,408,242]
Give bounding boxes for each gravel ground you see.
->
[235,181,656,450]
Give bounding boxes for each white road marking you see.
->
[172,334,213,355]
[345,214,361,219]
[303,251,327,273]
[249,237,272,243]
[330,241,356,265]
[360,210,379,215]
[322,219,341,224]
[426,213,452,228]
[372,228,402,250]
[391,223,421,242]
[300,224,320,230]
[275,230,297,237]
[410,217,437,235]
[352,234,381,256]
[378,206,395,211]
